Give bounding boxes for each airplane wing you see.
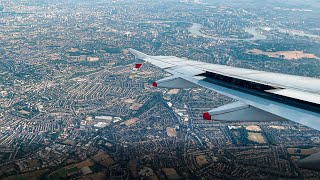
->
[129,48,320,170]
[129,48,320,130]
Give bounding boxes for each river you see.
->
[188,23,267,41]
[104,16,267,41]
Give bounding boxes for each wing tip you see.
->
[128,48,149,60]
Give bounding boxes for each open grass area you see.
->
[248,132,266,144]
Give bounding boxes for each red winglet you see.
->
[152,82,158,87]
[203,112,212,120]
[135,63,142,69]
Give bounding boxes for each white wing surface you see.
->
[129,48,320,131]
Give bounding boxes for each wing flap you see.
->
[198,63,320,94]
[205,101,285,121]
[268,89,320,105]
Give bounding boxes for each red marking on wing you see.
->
[135,64,142,69]
[203,112,212,120]
[152,82,158,87]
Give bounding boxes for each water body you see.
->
[188,23,267,41]
[277,28,320,40]
[105,16,267,41]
